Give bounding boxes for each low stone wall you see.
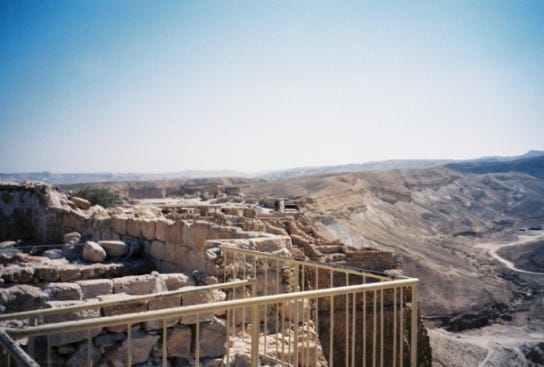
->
[1,273,236,366]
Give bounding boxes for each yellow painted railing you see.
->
[0,246,419,366]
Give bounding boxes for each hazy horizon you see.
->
[2,1,543,173]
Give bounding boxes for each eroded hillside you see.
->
[243,168,544,318]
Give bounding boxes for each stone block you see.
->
[111,215,127,235]
[126,218,142,238]
[42,300,101,346]
[2,265,34,283]
[180,287,226,324]
[150,241,167,261]
[99,240,128,257]
[141,219,156,241]
[0,284,43,313]
[34,265,60,282]
[44,282,83,301]
[58,266,82,282]
[65,341,100,367]
[159,273,194,291]
[167,326,192,358]
[110,330,159,366]
[76,279,113,299]
[155,219,174,242]
[113,274,167,295]
[99,293,147,333]
[83,241,106,262]
[80,263,108,279]
[198,317,227,358]
[143,294,181,331]
[167,221,184,244]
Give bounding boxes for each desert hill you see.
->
[242,168,544,319]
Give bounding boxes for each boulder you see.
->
[83,241,106,263]
[98,240,127,257]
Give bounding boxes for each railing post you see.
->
[251,304,260,366]
[410,284,418,367]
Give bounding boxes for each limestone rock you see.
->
[2,265,34,283]
[199,317,227,358]
[83,241,106,262]
[42,300,101,346]
[155,219,174,242]
[44,282,83,301]
[111,330,160,365]
[99,293,146,332]
[111,215,128,235]
[76,279,113,299]
[63,231,81,245]
[159,273,194,291]
[65,341,100,367]
[140,219,156,241]
[180,287,226,324]
[58,265,82,282]
[34,265,60,282]
[126,218,142,237]
[99,240,128,257]
[167,326,192,358]
[143,293,181,331]
[0,284,43,312]
[113,274,167,295]
[70,196,91,210]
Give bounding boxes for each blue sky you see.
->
[1,0,543,173]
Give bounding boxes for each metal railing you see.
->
[0,246,419,366]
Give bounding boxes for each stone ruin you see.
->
[0,181,432,366]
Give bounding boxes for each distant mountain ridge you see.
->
[2,150,543,185]
[445,151,544,179]
[0,170,248,185]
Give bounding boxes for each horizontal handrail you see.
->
[219,244,396,281]
[0,279,254,321]
[5,277,418,339]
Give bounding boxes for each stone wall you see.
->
[0,182,70,243]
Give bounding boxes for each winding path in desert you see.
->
[476,231,544,275]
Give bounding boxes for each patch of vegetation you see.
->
[74,188,121,208]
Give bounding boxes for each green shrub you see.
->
[74,188,121,208]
